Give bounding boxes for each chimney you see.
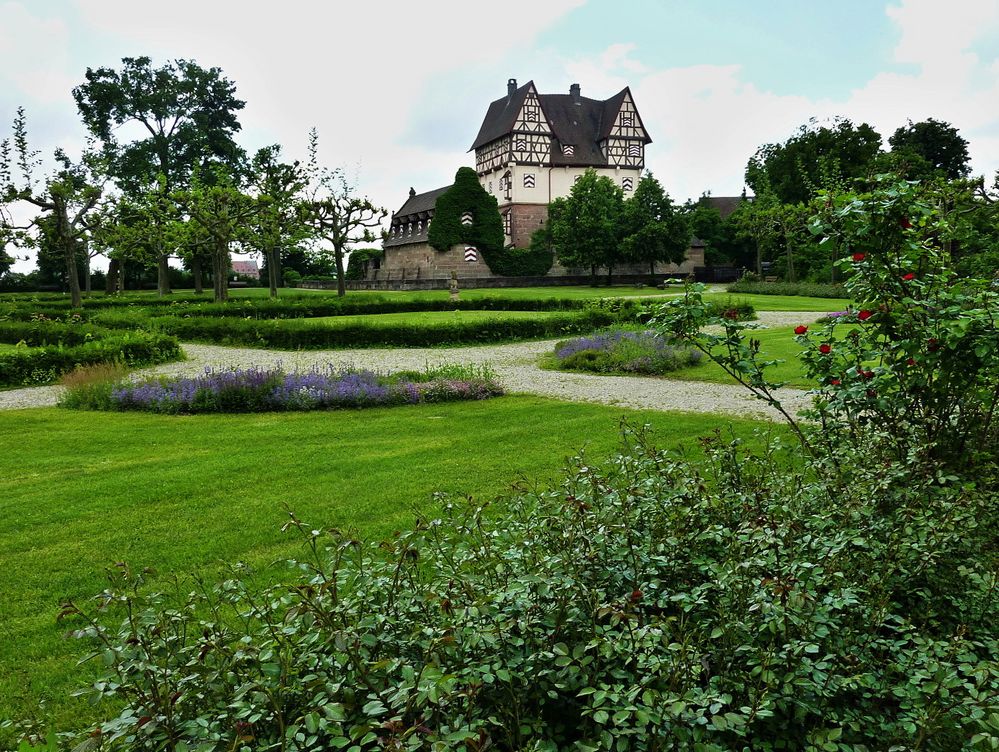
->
[409,187,416,197]
[507,78,517,98]
[570,83,581,103]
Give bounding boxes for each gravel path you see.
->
[0,310,826,420]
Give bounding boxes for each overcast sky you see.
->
[2,0,999,270]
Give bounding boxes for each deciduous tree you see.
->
[549,169,624,285]
[889,118,970,180]
[620,173,691,283]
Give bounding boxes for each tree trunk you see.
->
[213,244,229,302]
[117,260,125,293]
[268,247,280,298]
[192,256,204,294]
[650,260,657,286]
[335,247,346,297]
[84,254,92,296]
[157,253,171,296]
[64,241,82,309]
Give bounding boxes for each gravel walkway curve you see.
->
[0,311,826,420]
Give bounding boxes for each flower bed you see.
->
[61,364,503,413]
[552,328,703,375]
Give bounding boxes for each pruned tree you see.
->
[620,173,691,283]
[173,169,257,302]
[1,108,104,308]
[246,145,308,298]
[299,129,386,297]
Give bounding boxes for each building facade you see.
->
[373,79,704,285]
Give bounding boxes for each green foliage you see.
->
[549,169,624,275]
[889,118,971,180]
[72,56,246,193]
[0,327,181,386]
[140,309,614,349]
[427,166,504,255]
[620,173,691,273]
[745,117,882,204]
[479,246,554,277]
[345,247,383,280]
[726,280,847,298]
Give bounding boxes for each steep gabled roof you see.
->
[469,81,534,150]
[392,185,452,220]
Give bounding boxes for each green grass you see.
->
[307,309,569,327]
[701,292,851,312]
[0,398,778,735]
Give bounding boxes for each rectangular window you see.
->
[525,107,538,122]
[628,144,641,158]
[503,212,511,235]
[622,177,634,192]
[563,144,575,156]
[621,113,634,127]
[523,173,536,188]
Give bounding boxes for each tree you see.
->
[427,166,504,256]
[246,145,308,297]
[298,129,386,297]
[174,168,257,302]
[73,56,247,294]
[746,118,882,204]
[888,118,970,180]
[549,169,624,285]
[1,108,104,308]
[620,173,691,283]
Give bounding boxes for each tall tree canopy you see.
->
[73,56,246,193]
[888,118,971,180]
[620,173,691,282]
[549,169,624,284]
[745,118,882,204]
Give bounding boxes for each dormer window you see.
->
[563,144,575,156]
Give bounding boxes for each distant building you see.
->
[231,260,260,278]
[375,79,712,285]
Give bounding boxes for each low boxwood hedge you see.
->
[726,280,848,298]
[0,331,182,386]
[148,310,615,349]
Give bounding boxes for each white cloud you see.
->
[575,0,999,202]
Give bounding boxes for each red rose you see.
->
[907,358,916,366]
[902,273,915,281]
[862,370,875,380]
[794,325,808,335]
[900,217,913,229]
[857,310,873,321]
[928,338,940,352]
[819,343,832,354]
[630,589,643,602]
[852,252,866,262]
[830,378,841,386]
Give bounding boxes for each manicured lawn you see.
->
[307,309,569,327]
[701,292,851,312]
[0,398,776,735]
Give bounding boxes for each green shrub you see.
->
[345,248,383,280]
[480,246,555,277]
[145,310,614,349]
[725,280,847,298]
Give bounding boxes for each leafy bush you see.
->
[0,331,181,386]
[141,310,615,349]
[61,364,502,413]
[480,246,555,277]
[725,280,848,298]
[553,329,703,375]
[345,248,383,280]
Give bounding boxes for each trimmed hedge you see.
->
[148,310,616,349]
[726,280,848,298]
[480,247,555,277]
[0,331,182,386]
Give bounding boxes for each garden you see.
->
[0,180,996,752]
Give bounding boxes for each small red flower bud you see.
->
[794,325,808,335]
[819,343,832,354]
[852,252,866,262]
[866,389,877,398]
[630,589,643,602]
[857,310,872,321]
[862,370,875,380]
[830,378,841,386]
[907,358,916,366]
[902,272,915,281]
[900,217,913,229]
[927,338,940,352]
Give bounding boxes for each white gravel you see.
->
[0,310,827,420]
